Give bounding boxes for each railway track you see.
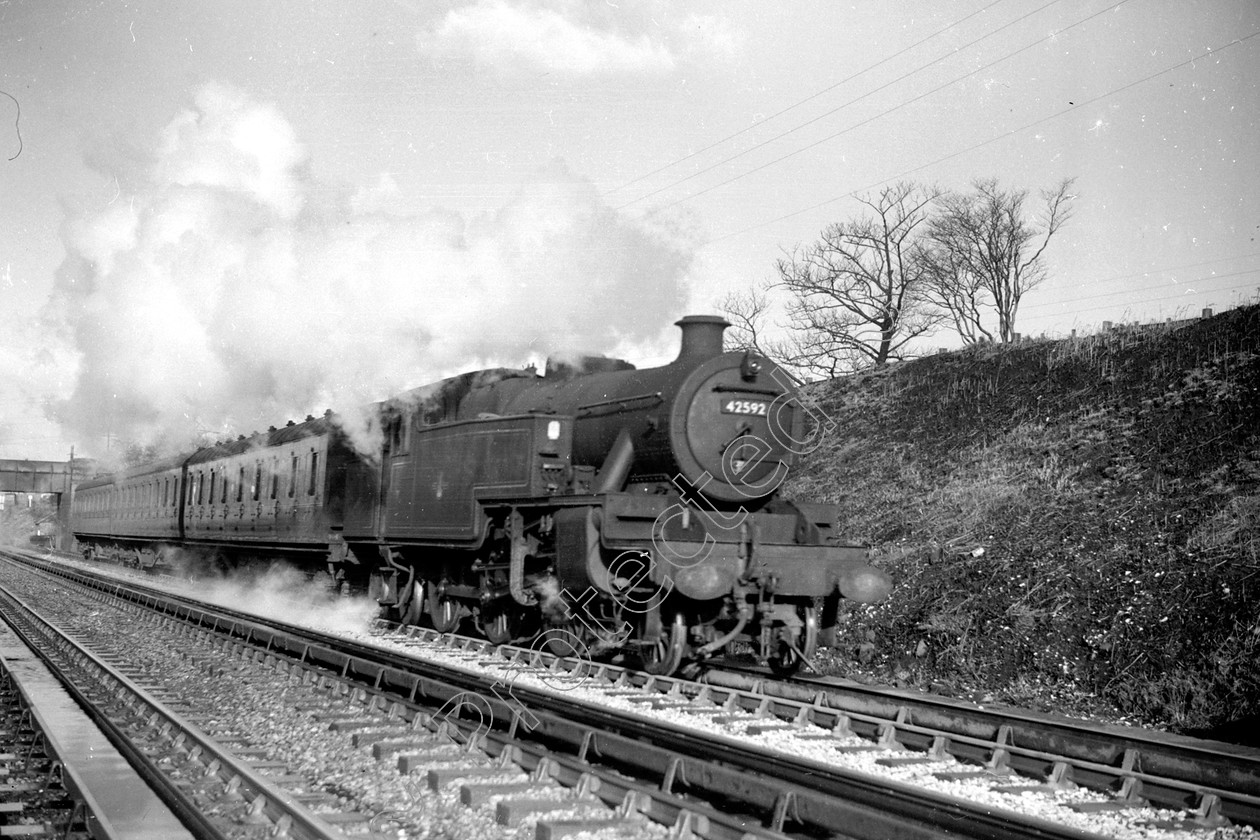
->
[7,548,1260,839]
[692,661,1260,826]
[0,560,382,839]
[0,605,196,838]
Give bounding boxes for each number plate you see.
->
[721,399,769,416]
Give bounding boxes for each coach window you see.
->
[270,458,279,499]
[237,466,245,502]
[289,454,298,497]
[308,451,318,495]
[389,417,401,451]
[390,414,412,454]
[253,462,262,501]
[208,470,216,504]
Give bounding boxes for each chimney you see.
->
[674,315,730,363]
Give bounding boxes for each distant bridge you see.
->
[0,459,97,550]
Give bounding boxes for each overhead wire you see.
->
[603,0,1011,198]
[705,28,1260,245]
[632,0,1134,217]
[1020,267,1260,313]
[616,0,1073,211]
[1022,276,1260,324]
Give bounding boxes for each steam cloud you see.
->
[46,82,692,461]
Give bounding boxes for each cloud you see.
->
[676,13,745,63]
[46,82,694,459]
[419,1,742,75]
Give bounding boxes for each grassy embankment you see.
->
[794,304,1259,740]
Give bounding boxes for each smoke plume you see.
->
[47,82,692,460]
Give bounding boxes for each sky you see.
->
[1,0,1257,463]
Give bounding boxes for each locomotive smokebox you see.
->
[673,315,730,362]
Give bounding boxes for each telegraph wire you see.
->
[1022,251,1260,298]
[630,0,1133,217]
[604,0,1011,198]
[616,0,1075,211]
[704,29,1260,245]
[1022,276,1259,323]
[1020,266,1260,313]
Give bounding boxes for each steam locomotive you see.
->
[70,316,891,674]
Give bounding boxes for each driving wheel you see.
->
[641,612,687,676]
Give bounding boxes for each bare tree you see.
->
[774,182,943,375]
[925,177,1075,343]
[719,286,773,354]
[922,243,995,345]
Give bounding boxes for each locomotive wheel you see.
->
[479,602,517,645]
[640,612,687,676]
[430,596,462,633]
[399,582,425,626]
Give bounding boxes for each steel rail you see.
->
[0,574,353,840]
[19,556,1132,840]
[693,663,1260,827]
[1,628,165,838]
